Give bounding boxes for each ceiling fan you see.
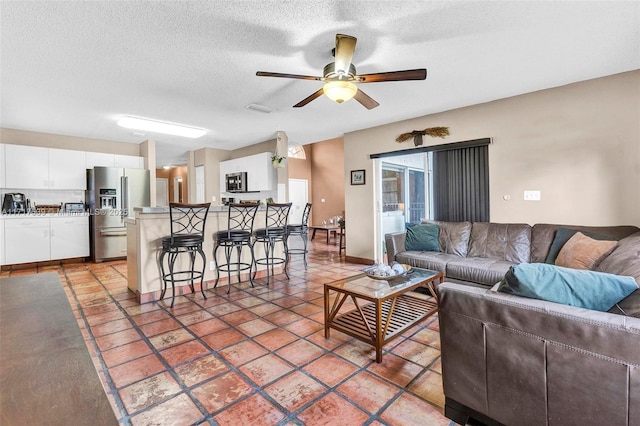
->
[256,34,427,110]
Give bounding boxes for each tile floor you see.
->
[1,240,455,426]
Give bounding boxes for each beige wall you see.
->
[344,70,640,261]
[191,147,231,204]
[310,137,345,225]
[0,127,141,155]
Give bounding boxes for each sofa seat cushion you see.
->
[446,257,516,286]
[395,251,462,274]
[468,222,532,263]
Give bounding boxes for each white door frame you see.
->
[288,178,309,224]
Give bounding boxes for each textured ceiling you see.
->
[1,1,638,166]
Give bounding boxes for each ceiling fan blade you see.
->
[356,68,427,83]
[353,88,380,110]
[256,71,323,81]
[293,88,324,108]
[334,34,357,76]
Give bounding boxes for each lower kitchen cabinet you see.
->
[3,215,89,265]
[0,217,4,265]
[4,217,50,264]
[50,216,89,260]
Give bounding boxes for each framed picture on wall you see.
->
[351,169,366,185]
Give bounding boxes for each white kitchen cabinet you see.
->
[50,216,89,259]
[115,154,144,169]
[4,216,50,264]
[0,217,4,265]
[5,144,86,190]
[5,144,49,189]
[246,152,275,191]
[219,152,275,193]
[48,149,87,189]
[86,152,115,168]
[0,144,6,188]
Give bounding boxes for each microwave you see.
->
[225,172,247,193]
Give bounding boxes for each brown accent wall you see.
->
[156,166,188,203]
[310,137,345,225]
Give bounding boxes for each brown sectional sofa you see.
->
[386,221,640,426]
[385,221,639,287]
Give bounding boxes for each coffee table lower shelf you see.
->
[327,294,438,362]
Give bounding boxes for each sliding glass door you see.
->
[375,152,430,260]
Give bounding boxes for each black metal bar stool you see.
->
[212,203,259,294]
[159,202,210,308]
[252,202,292,285]
[285,202,312,270]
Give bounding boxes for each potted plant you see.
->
[271,153,286,168]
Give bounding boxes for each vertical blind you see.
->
[432,145,489,222]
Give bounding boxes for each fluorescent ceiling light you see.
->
[117,116,206,138]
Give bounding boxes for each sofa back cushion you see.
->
[421,220,472,256]
[530,224,640,263]
[468,222,531,263]
[596,231,640,284]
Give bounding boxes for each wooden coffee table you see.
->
[324,267,444,362]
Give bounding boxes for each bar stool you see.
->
[285,203,312,269]
[252,202,292,285]
[159,203,210,308]
[339,220,346,256]
[212,203,259,294]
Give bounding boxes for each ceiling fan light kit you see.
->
[323,81,358,103]
[256,34,427,110]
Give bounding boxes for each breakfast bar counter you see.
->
[126,206,281,304]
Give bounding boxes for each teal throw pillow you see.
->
[497,263,638,311]
[545,227,614,264]
[405,223,440,252]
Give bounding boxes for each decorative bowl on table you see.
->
[363,262,411,280]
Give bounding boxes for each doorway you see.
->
[173,177,184,203]
[288,179,309,224]
[375,152,430,260]
[156,178,169,207]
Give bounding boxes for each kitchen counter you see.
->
[126,206,281,304]
[1,211,90,219]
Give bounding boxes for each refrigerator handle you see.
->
[121,175,129,219]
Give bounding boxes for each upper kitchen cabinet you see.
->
[86,152,144,169]
[4,144,86,190]
[86,151,116,168]
[219,152,275,192]
[5,144,49,189]
[49,149,87,189]
[115,154,144,169]
[246,152,275,191]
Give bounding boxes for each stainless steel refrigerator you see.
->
[87,167,150,262]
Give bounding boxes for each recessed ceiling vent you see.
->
[245,103,277,114]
